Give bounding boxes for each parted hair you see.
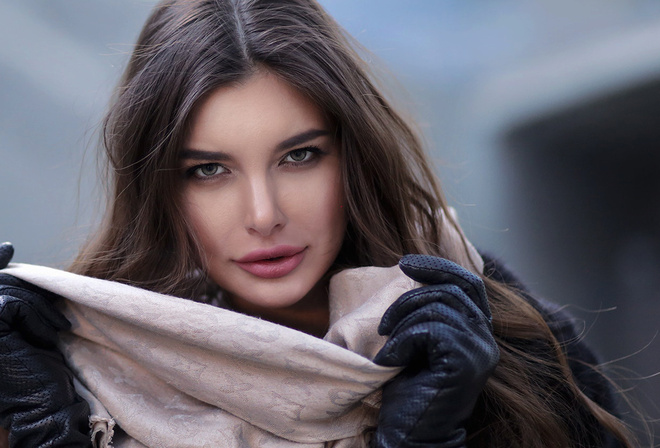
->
[71,1,636,446]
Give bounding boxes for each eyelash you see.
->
[280,145,323,166]
[184,145,324,180]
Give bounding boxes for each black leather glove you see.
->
[372,255,499,448]
[0,242,91,447]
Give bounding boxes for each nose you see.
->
[243,175,287,237]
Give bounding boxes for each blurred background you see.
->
[1,0,659,442]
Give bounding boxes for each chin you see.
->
[222,275,313,310]
[248,283,311,308]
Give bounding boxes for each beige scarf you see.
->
[1,210,482,448]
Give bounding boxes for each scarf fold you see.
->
[4,264,411,447]
[2,208,483,447]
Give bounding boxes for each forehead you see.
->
[185,71,328,150]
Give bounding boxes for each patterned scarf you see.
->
[3,209,482,447]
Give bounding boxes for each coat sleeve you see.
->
[481,253,624,448]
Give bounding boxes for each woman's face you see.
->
[181,71,346,313]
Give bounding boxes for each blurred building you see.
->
[470,18,660,438]
[1,0,659,442]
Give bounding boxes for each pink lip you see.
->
[235,245,306,279]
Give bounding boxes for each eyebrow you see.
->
[179,149,231,161]
[275,129,330,151]
[179,128,330,161]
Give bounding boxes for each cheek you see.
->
[292,164,346,244]
[183,190,235,256]
[321,180,346,239]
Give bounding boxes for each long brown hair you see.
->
[71,0,636,446]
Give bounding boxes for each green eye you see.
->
[189,163,226,179]
[288,149,309,162]
[284,147,323,164]
[199,164,219,176]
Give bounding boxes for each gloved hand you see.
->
[0,242,14,269]
[372,255,499,448]
[0,242,91,447]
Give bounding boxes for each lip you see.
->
[235,245,306,279]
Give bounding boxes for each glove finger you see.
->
[383,298,487,348]
[375,317,498,374]
[379,283,485,336]
[376,302,468,365]
[0,273,63,303]
[375,318,468,367]
[0,299,61,347]
[0,292,70,347]
[0,242,14,269]
[1,287,70,330]
[375,299,497,363]
[399,254,490,319]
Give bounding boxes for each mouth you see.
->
[235,246,306,279]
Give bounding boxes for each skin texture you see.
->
[181,71,346,336]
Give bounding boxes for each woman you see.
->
[0,0,637,447]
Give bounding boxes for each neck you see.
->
[227,281,330,338]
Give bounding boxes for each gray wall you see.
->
[1,1,659,441]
